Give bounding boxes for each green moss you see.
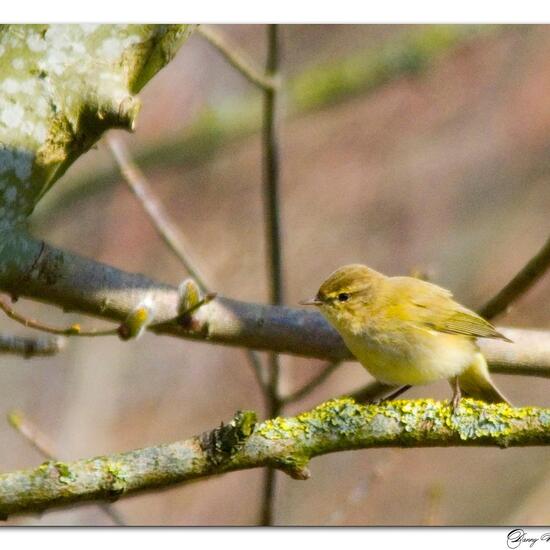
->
[104,462,128,497]
[54,462,75,484]
[259,398,372,442]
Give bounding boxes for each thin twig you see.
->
[326,449,399,525]
[479,236,550,320]
[0,297,117,337]
[107,135,268,394]
[260,23,283,527]
[6,410,126,526]
[107,135,208,288]
[0,333,65,358]
[422,482,444,525]
[282,361,342,404]
[197,25,277,91]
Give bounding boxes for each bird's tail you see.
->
[457,352,510,405]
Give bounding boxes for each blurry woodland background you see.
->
[1,24,550,525]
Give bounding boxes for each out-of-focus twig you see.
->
[480,236,550,320]
[326,449,399,525]
[0,333,65,358]
[197,25,277,91]
[422,482,445,525]
[0,297,117,337]
[282,361,341,405]
[260,24,283,527]
[107,135,268,394]
[7,410,125,526]
[107,136,207,288]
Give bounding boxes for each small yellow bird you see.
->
[301,264,510,408]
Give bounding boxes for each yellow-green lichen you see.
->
[447,400,550,444]
[104,461,129,498]
[256,397,550,451]
[54,461,75,484]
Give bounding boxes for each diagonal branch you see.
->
[197,25,277,91]
[107,135,208,289]
[0,398,548,519]
[282,361,342,404]
[107,135,267,395]
[479,236,550,320]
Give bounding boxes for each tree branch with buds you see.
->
[1,231,549,377]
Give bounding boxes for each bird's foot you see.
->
[450,393,461,414]
[450,376,462,414]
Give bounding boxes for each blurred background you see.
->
[1,24,549,525]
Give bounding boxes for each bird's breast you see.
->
[340,326,476,386]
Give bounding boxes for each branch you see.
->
[1,232,549,377]
[197,25,277,91]
[7,411,125,525]
[0,398,548,518]
[260,23,283,525]
[0,25,194,230]
[479,236,550,320]
[0,333,65,358]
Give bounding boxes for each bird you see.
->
[300,264,511,409]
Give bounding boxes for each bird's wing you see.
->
[389,277,512,342]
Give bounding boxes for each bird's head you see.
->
[300,264,384,332]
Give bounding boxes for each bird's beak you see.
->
[299,297,322,306]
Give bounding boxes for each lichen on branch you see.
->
[0,24,194,229]
[0,397,548,518]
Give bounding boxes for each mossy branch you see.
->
[0,398,549,518]
[0,24,194,228]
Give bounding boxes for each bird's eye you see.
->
[337,293,350,302]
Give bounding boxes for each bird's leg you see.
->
[385,384,412,401]
[370,384,412,404]
[451,376,462,412]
